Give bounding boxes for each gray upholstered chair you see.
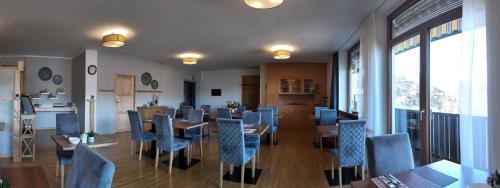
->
[55,113,80,188]
[181,106,193,120]
[185,109,204,161]
[127,110,156,161]
[242,111,262,163]
[217,108,232,119]
[165,107,177,120]
[65,144,115,188]
[217,118,256,188]
[200,104,211,136]
[366,133,415,177]
[330,120,366,187]
[314,106,329,125]
[153,114,191,173]
[320,109,337,125]
[263,105,279,144]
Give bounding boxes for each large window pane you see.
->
[349,45,360,113]
[391,35,421,166]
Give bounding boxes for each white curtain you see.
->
[359,13,388,136]
[460,0,488,171]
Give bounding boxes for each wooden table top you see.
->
[51,134,118,151]
[0,167,49,188]
[142,118,208,130]
[243,124,269,136]
[351,160,490,188]
[316,125,374,137]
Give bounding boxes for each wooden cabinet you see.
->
[278,105,314,129]
[279,78,316,95]
[137,106,165,132]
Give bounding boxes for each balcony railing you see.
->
[394,108,461,164]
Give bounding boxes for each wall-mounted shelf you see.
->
[136,90,162,93]
[40,92,50,95]
[98,89,115,92]
[56,92,67,95]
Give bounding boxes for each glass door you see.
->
[391,35,422,166]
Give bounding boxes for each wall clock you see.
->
[87,65,97,75]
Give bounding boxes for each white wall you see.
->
[199,69,259,118]
[96,52,195,134]
[487,0,500,172]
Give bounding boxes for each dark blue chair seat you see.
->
[65,144,115,188]
[182,133,202,143]
[142,132,156,142]
[244,136,260,150]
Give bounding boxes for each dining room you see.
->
[1,0,500,188]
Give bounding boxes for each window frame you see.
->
[347,42,360,112]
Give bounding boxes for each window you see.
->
[348,43,360,113]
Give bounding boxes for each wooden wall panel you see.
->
[265,63,328,129]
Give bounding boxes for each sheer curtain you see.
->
[460,0,488,171]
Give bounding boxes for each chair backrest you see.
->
[56,113,80,137]
[337,120,366,167]
[267,105,279,127]
[21,96,35,115]
[153,114,175,151]
[165,107,177,120]
[66,144,115,188]
[200,105,210,112]
[236,105,246,114]
[366,133,415,177]
[314,106,329,119]
[181,106,193,120]
[127,110,145,141]
[257,108,274,133]
[217,108,232,119]
[216,118,245,164]
[319,109,337,125]
[188,109,204,123]
[242,111,261,125]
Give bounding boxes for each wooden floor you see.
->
[0,121,351,188]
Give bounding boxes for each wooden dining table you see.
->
[142,118,208,170]
[51,134,118,151]
[351,160,490,188]
[0,167,49,188]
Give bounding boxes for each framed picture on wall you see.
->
[211,89,221,96]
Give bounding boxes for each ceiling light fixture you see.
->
[244,0,284,9]
[102,34,125,48]
[270,44,294,59]
[178,53,203,65]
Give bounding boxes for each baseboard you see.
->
[0,155,12,158]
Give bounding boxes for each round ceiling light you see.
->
[102,34,125,48]
[273,49,291,59]
[178,53,203,65]
[244,0,284,9]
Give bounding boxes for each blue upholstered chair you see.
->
[153,114,191,173]
[200,105,211,135]
[216,118,257,188]
[185,109,204,160]
[243,112,262,163]
[319,109,337,125]
[330,120,367,187]
[65,144,115,188]
[165,107,177,120]
[181,106,193,120]
[55,113,80,188]
[314,106,329,119]
[366,133,415,177]
[127,110,156,161]
[217,108,232,119]
[236,105,246,115]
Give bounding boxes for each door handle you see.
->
[420,110,425,121]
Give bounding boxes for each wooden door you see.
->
[0,65,20,161]
[242,75,260,111]
[115,75,135,132]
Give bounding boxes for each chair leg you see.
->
[331,157,334,180]
[355,165,358,178]
[339,167,343,188]
[130,141,134,156]
[257,149,260,165]
[240,164,245,188]
[56,161,59,176]
[252,156,256,178]
[219,162,223,188]
[169,151,174,175]
[60,164,64,188]
[229,164,234,175]
[139,142,143,161]
[200,140,203,159]
[155,148,160,168]
[362,165,365,180]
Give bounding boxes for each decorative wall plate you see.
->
[87,65,97,75]
[52,74,63,85]
[38,67,52,81]
[151,80,158,89]
[141,72,152,85]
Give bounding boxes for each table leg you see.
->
[163,128,200,170]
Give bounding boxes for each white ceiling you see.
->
[0,0,386,70]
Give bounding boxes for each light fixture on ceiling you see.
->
[102,34,125,48]
[270,44,294,59]
[244,0,284,9]
[178,53,203,65]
